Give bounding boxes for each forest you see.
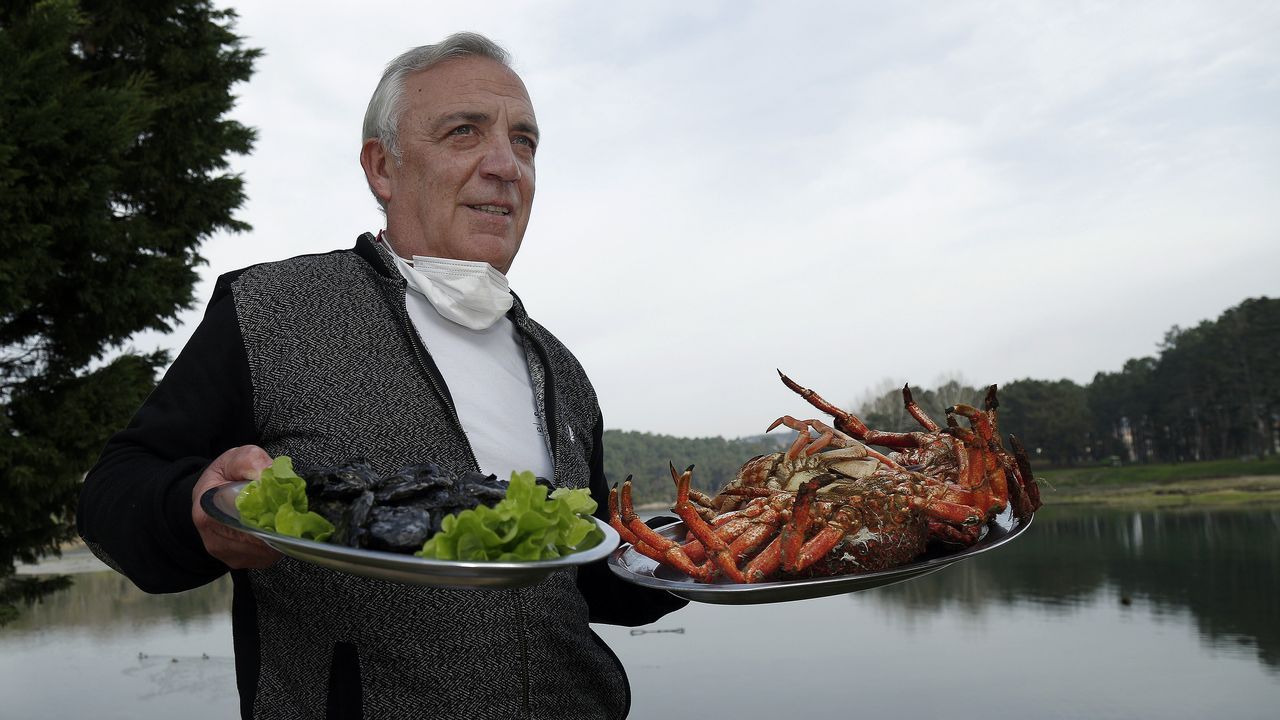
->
[605,296,1279,505]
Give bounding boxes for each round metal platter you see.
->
[608,507,1033,605]
[201,482,620,589]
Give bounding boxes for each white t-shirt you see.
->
[382,245,555,482]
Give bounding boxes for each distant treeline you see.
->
[601,431,789,506]
[995,296,1278,466]
[604,297,1278,505]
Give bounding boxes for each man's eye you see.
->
[513,135,537,151]
[449,126,475,136]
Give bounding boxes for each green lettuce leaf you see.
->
[416,471,604,562]
[235,456,334,542]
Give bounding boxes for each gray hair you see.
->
[362,33,513,209]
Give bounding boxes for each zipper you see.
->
[385,276,484,474]
[512,315,559,720]
[513,588,532,719]
[377,253,556,717]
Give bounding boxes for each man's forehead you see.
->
[424,92,537,123]
[407,58,535,113]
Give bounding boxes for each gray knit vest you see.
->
[230,242,628,719]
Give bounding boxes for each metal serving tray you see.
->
[201,481,620,589]
[608,507,1032,604]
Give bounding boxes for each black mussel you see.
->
[331,490,375,548]
[363,506,434,553]
[296,459,523,554]
[456,471,507,505]
[396,494,469,533]
[305,459,379,501]
[373,463,452,505]
[307,498,347,530]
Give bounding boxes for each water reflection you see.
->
[866,506,1280,670]
[0,573,238,720]
[3,507,1277,719]
[4,572,233,639]
[600,506,1280,720]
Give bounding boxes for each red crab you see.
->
[608,373,1041,583]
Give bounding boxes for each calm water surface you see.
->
[3,505,1278,719]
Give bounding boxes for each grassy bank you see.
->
[637,457,1280,511]
[1036,456,1280,508]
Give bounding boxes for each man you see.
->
[78,32,685,719]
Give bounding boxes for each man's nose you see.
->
[479,137,522,182]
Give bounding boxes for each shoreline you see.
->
[634,474,1280,512]
[1044,474,1280,508]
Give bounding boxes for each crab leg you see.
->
[914,498,982,526]
[928,521,982,545]
[1008,435,1043,517]
[743,536,784,582]
[778,371,944,450]
[777,370,872,439]
[983,385,1000,438]
[948,403,996,445]
[779,478,823,571]
[786,503,874,574]
[946,404,996,484]
[787,524,847,572]
[669,465,748,583]
[903,384,941,432]
[768,415,839,451]
[727,515,785,564]
[707,498,779,537]
[679,498,777,563]
[608,482,663,549]
[611,479,714,580]
[720,486,786,500]
[768,416,905,468]
[687,487,721,522]
[608,481,658,552]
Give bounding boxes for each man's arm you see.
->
[576,410,688,626]
[77,289,273,593]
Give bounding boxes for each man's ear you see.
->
[360,138,394,206]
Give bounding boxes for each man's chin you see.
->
[460,235,521,274]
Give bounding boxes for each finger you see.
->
[223,445,274,483]
[208,521,282,569]
[214,541,280,570]
[192,445,282,569]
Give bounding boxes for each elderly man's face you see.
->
[375,56,538,274]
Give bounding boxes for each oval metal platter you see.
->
[202,481,620,589]
[608,507,1033,605]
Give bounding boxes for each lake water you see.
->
[3,505,1278,719]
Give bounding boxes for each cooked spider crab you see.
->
[608,372,1041,583]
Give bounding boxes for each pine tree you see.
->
[0,0,259,624]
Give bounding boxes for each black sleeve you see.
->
[575,410,688,626]
[77,285,258,593]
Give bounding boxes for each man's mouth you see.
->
[469,204,510,216]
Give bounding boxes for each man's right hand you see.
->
[192,445,283,569]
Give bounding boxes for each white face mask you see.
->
[408,256,513,330]
[378,234,514,330]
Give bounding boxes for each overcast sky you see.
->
[141,0,1280,439]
